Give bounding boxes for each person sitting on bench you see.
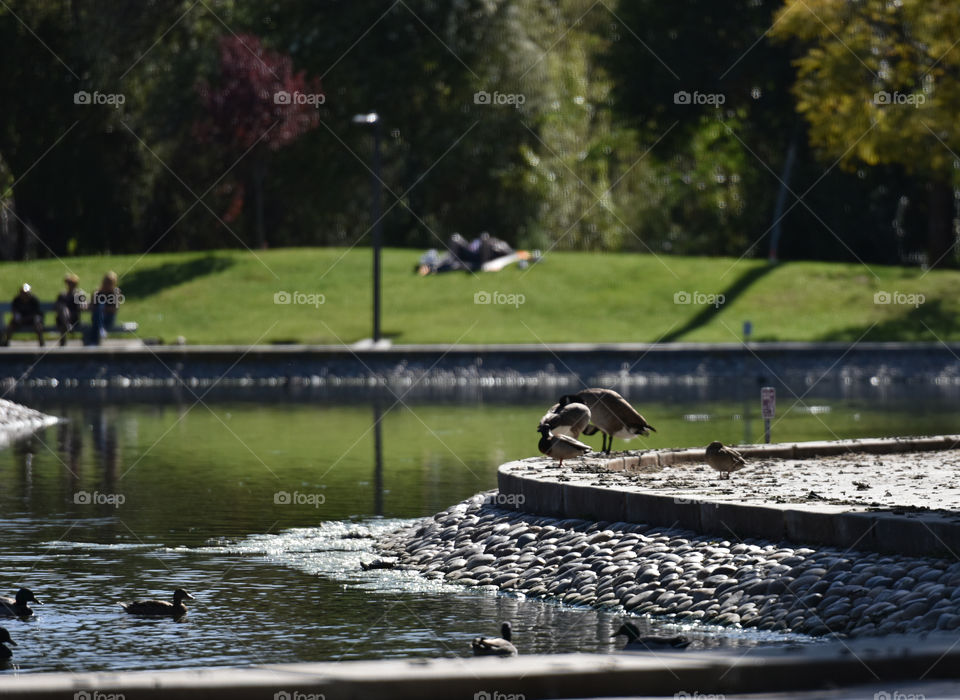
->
[55,273,88,346]
[1,283,45,347]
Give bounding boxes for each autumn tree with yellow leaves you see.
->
[772,0,960,265]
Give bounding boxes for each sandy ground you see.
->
[520,448,960,515]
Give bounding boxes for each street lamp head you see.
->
[352,112,379,124]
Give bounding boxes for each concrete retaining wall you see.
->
[2,341,960,394]
[499,436,960,557]
[3,635,960,699]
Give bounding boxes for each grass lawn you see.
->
[0,247,957,345]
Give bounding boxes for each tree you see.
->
[771,0,960,266]
[0,0,190,257]
[602,0,797,257]
[196,33,322,249]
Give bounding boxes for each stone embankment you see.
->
[378,492,960,638]
[0,398,57,450]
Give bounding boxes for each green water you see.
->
[0,395,956,672]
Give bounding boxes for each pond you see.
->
[2,390,958,673]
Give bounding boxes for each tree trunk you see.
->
[253,158,266,250]
[926,178,955,267]
[769,119,800,263]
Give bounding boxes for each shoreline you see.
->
[0,398,58,450]
[377,491,960,639]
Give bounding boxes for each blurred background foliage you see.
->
[0,0,956,265]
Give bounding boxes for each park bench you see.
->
[1,301,138,342]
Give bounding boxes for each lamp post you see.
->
[352,112,383,343]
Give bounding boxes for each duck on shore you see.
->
[537,425,591,466]
[0,588,42,618]
[559,389,655,454]
[538,401,591,439]
[120,589,195,617]
[705,441,747,479]
[471,622,518,656]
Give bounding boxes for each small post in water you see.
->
[761,387,776,444]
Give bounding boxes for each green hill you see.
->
[1,248,955,345]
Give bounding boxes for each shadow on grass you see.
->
[661,262,777,342]
[818,299,960,342]
[120,254,234,299]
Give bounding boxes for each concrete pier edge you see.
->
[498,435,960,557]
[3,634,960,699]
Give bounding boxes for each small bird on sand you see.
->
[0,588,42,618]
[0,627,16,660]
[559,389,656,454]
[537,425,591,466]
[120,589,195,617]
[705,441,746,479]
[472,621,518,656]
[538,401,591,439]
[613,622,689,651]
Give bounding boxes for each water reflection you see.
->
[373,399,385,516]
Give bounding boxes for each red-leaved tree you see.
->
[197,34,322,248]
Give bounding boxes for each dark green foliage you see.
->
[0,0,947,264]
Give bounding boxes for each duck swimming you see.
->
[120,588,195,617]
[0,588,42,618]
[613,622,689,651]
[0,627,15,660]
[471,621,518,657]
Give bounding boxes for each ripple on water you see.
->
[182,519,469,596]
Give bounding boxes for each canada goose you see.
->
[472,622,518,656]
[538,401,591,438]
[560,389,656,454]
[0,588,42,618]
[613,622,689,651]
[120,589,195,617]
[0,627,15,660]
[705,441,746,479]
[537,425,591,466]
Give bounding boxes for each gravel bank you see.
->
[0,398,58,450]
[379,492,960,638]
[550,448,960,511]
